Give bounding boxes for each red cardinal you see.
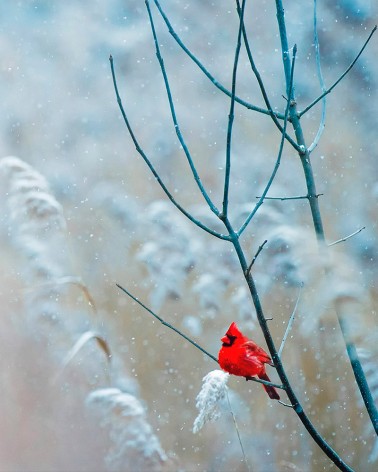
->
[218,322,280,400]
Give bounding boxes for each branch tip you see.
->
[116,283,219,363]
[246,239,268,275]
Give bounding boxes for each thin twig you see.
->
[308,0,326,153]
[278,283,303,358]
[116,283,284,390]
[222,0,246,218]
[328,226,366,247]
[299,25,377,117]
[145,0,220,216]
[235,0,301,153]
[109,55,229,241]
[256,195,312,201]
[257,194,323,201]
[116,283,218,362]
[238,45,298,236]
[245,240,268,276]
[152,0,286,121]
[226,392,251,472]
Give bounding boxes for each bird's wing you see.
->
[241,341,272,365]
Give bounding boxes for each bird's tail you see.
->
[258,371,280,400]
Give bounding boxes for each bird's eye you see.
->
[227,334,237,345]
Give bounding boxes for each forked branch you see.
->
[109,55,229,241]
[152,0,301,151]
[299,25,377,117]
[145,0,220,217]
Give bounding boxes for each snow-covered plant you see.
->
[0,156,67,282]
[193,370,229,434]
[86,388,167,471]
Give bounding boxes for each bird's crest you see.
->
[225,322,244,339]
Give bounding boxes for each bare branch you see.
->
[256,194,323,201]
[145,0,220,216]
[235,0,301,153]
[278,283,303,358]
[328,226,366,247]
[275,0,378,439]
[222,0,246,218]
[245,239,268,276]
[238,45,298,236]
[300,25,377,117]
[116,283,218,362]
[109,55,230,241]
[152,0,286,120]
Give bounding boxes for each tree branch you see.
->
[256,194,323,201]
[222,0,246,218]
[299,25,377,117]
[328,226,366,247]
[145,0,220,217]
[222,211,354,472]
[109,55,229,241]
[152,0,287,120]
[245,239,268,276]
[278,283,303,358]
[235,0,301,153]
[275,0,378,445]
[238,45,297,236]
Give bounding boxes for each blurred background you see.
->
[0,0,377,470]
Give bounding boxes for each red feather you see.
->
[218,322,280,400]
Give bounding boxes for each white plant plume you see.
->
[193,370,229,434]
[0,157,102,355]
[0,156,76,338]
[0,156,67,282]
[86,388,167,471]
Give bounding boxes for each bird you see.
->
[218,321,280,400]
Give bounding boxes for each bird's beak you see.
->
[221,335,231,345]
